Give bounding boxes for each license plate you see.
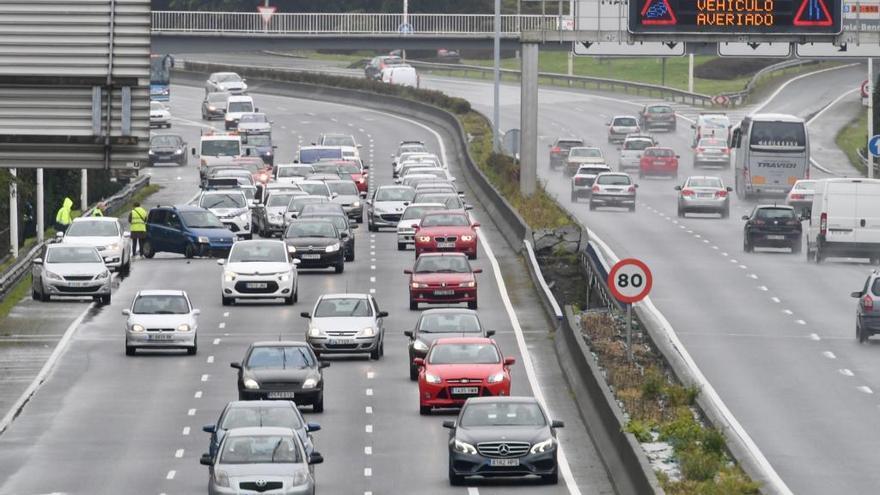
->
[68,282,91,287]
[246,282,268,289]
[434,289,455,295]
[437,242,456,248]
[606,188,621,193]
[654,160,666,165]
[149,334,173,341]
[698,193,714,198]
[489,458,520,467]
[267,391,296,399]
[451,387,479,394]
[301,254,321,260]
[328,339,354,346]
[766,235,785,240]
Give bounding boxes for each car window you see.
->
[428,343,499,364]
[219,435,302,464]
[266,193,298,207]
[613,117,637,127]
[244,134,271,147]
[201,140,240,156]
[793,181,816,191]
[419,313,481,333]
[239,114,267,123]
[596,175,631,186]
[623,140,652,151]
[151,135,182,147]
[286,221,337,238]
[200,193,246,209]
[299,148,342,164]
[421,214,469,227]
[167,213,182,229]
[180,211,225,229]
[148,210,168,225]
[645,149,674,157]
[289,197,327,212]
[698,138,726,148]
[277,167,313,178]
[459,402,546,427]
[300,183,331,197]
[66,221,119,237]
[872,278,880,297]
[687,178,722,188]
[402,205,444,221]
[150,101,164,111]
[648,106,672,113]
[327,181,358,195]
[314,298,373,317]
[227,101,253,113]
[229,242,287,263]
[132,295,189,314]
[569,148,602,158]
[46,246,102,264]
[247,346,314,369]
[755,208,796,220]
[414,256,470,273]
[556,140,583,148]
[375,187,415,202]
[216,73,242,83]
[322,135,356,147]
[221,406,303,430]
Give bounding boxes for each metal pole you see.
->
[567,52,573,76]
[81,169,88,214]
[688,53,694,93]
[520,42,538,196]
[869,57,874,179]
[402,0,408,62]
[9,168,17,259]
[36,168,44,242]
[626,303,633,362]
[661,58,667,86]
[493,0,501,152]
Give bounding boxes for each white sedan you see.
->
[150,101,171,128]
[219,240,299,306]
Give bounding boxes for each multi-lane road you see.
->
[0,83,615,494]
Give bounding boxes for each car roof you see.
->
[418,252,467,258]
[227,95,253,102]
[596,172,629,177]
[405,202,446,209]
[748,113,803,123]
[646,103,673,108]
[465,396,539,405]
[612,115,638,119]
[423,210,467,217]
[319,293,369,300]
[432,337,494,345]
[71,216,117,223]
[251,340,310,348]
[378,185,414,190]
[686,176,722,181]
[225,400,297,409]
[225,426,295,437]
[756,204,795,210]
[136,289,187,296]
[420,308,478,316]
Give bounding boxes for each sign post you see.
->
[607,258,653,362]
[257,5,276,32]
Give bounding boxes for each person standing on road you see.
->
[129,202,148,258]
[54,197,73,233]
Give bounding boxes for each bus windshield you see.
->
[749,121,806,151]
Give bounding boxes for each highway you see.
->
[0,83,614,494]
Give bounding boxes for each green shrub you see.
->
[641,368,665,401]
[660,407,704,450]
[666,384,700,408]
[702,428,726,456]
[678,446,722,482]
[624,419,656,443]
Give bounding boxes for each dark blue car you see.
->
[203,400,320,460]
[142,205,235,259]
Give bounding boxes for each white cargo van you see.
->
[806,178,880,263]
[382,65,419,88]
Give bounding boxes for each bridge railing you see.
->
[151,11,560,35]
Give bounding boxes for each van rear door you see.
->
[825,181,858,244]
[854,181,880,244]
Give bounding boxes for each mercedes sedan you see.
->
[231,341,329,411]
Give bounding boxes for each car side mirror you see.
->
[404,330,414,338]
[309,452,324,465]
[200,453,213,466]
[55,231,64,239]
[191,147,196,156]
[442,420,455,429]
[230,362,242,369]
[485,330,496,337]
[741,215,750,221]
[674,185,682,191]
[306,422,322,432]
[202,424,215,433]
[551,420,565,428]
[851,291,864,298]
[378,311,389,318]
[122,309,131,316]
[503,356,516,366]
[675,155,681,159]
[472,222,481,228]
[192,309,201,316]
[404,269,413,275]
[300,312,311,318]
[473,268,483,274]
[123,231,131,238]
[690,124,696,129]
[319,360,331,369]
[33,257,43,265]
[413,357,425,367]
[216,259,225,266]
[633,184,639,189]
[465,204,473,210]
[340,232,349,238]
[726,187,733,192]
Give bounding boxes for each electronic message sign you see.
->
[629,0,843,34]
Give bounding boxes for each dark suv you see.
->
[143,205,236,259]
[742,206,802,254]
[548,138,585,169]
[852,270,880,343]
[639,104,677,131]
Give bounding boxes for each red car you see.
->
[639,147,679,179]
[405,253,481,310]
[413,211,479,260]
[335,160,368,196]
[231,156,272,185]
[414,337,514,414]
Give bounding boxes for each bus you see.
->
[150,54,175,102]
[730,113,809,200]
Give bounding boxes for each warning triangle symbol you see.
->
[640,0,677,25]
[793,0,833,26]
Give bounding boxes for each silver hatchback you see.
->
[301,293,387,359]
[589,172,638,212]
[853,270,880,343]
[32,244,111,304]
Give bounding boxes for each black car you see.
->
[242,133,277,166]
[742,205,802,253]
[300,212,356,262]
[283,220,345,273]
[404,308,494,380]
[231,341,329,412]
[202,400,321,460]
[444,397,564,485]
[548,138,585,169]
[149,134,187,166]
[201,91,228,120]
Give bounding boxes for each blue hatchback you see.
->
[142,205,235,259]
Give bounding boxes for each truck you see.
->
[730,113,809,200]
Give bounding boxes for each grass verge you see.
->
[836,113,869,176]
[0,274,32,320]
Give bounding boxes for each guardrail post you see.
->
[520,41,539,196]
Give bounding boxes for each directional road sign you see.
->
[869,135,880,157]
[718,42,792,57]
[608,258,653,304]
[573,41,685,56]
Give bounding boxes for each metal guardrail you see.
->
[0,175,150,302]
[857,147,880,175]
[718,58,816,106]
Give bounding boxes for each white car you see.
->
[589,172,638,212]
[123,290,199,356]
[197,190,252,239]
[607,115,640,143]
[394,153,442,177]
[150,101,171,128]
[618,134,657,171]
[391,142,428,167]
[571,164,611,202]
[225,95,256,130]
[396,203,446,250]
[367,185,416,231]
[219,240,299,306]
[319,133,358,148]
[381,65,419,88]
[59,217,132,275]
[205,71,247,95]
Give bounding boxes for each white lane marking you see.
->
[182,427,191,435]
[370,265,376,270]
[783,309,794,315]
[175,449,184,458]
[858,386,873,394]
[188,408,196,416]
[213,338,221,345]
[839,369,854,377]
[758,285,768,291]
[370,251,375,256]
[370,276,376,283]
[795,320,807,325]
[367,371,375,379]
[810,333,821,341]
[364,446,372,455]
[365,424,373,433]
[823,351,836,359]
[166,470,176,480]
[365,406,373,414]
[223,312,229,317]
[771,297,781,303]
[369,288,376,294]
[468,488,480,495]
[752,63,860,114]
[722,252,729,256]
[218,322,226,329]
[207,355,214,364]
[749,274,759,279]
[201,374,209,382]
[366,388,373,396]
[194,391,203,399]
[364,468,372,477]
[739,265,747,269]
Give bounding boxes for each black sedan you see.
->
[300,212,357,262]
[283,220,345,273]
[148,134,187,166]
[231,341,329,412]
[201,91,228,120]
[444,396,564,485]
[202,400,321,460]
[742,205,802,253]
[404,308,494,380]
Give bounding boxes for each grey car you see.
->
[367,185,416,231]
[326,179,364,222]
[404,308,494,380]
[123,290,199,356]
[852,269,880,343]
[32,244,111,304]
[301,293,387,359]
[203,400,321,460]
[200,426,322,495]
[675,176,731,218]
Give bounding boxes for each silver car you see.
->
[326,179,363,222]
[397,203,446,250]
[786,179,817,216]
[589,172,638,212]
[693,137,731,168]
[607,115,640,143]
[852,269,880,343]
[205,71,247,94]
[32,244,111,303]
[676,176,732,218]
[123,290,199,355]
[367,185,416,231]
[201,426,322,495]
[59,216,132,274]
[301,293,387,359]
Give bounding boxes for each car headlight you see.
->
[461,235,474,242]
[105,242,120,251]
[225,114,233,121]
[148,150,154,155]
[424,372,442,384]
[308,327,324,338]
[287,245,297,253]
[130,324,145,333]
[238,212,249,220]
[96,270,111,280]
[174,149,183,155]
[302,377,318,389]
[224,271,237,282]
[453,439,477,455]
[413,339,428,352]
[358,327,375,338]
[291,469,309,486]
[244,378,259,390]
[207,105,216,111]
[278,272,291,282]
[214,469,230,487]
[530,438,555,454]
[459,281,475,288]
[411,282,428,289]
[45,270,63,281]
[325,243,340,253]
[177,324,191,332]
[487,371,506,384]
[352,201,361,208]
[198,236,209,244]
[417,235,431,243]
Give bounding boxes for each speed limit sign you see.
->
[608,258,653,304]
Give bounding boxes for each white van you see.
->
[382,65,419,88]
[807,178,880,263]
[225,95,256,130]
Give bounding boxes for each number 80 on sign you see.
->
[608,258,653,304]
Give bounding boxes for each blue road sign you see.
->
[869,135,880,157]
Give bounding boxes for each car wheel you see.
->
[370,344,381,360]
[409,298,418,311]
[542,469,559,485]
[334,261,344,273]
[313,393,324,413]
[743,236,753,253]
[120,259,131,276]
[420,405,432,416]
[677,207,684,218]
[32,287,39,301]
[222,296,233,306]
[345,249,354,262]
[125,345,136,356]
[100,294,111,305]
[858,321,868,343]
[39,283,50,302]
[448,460,465,486]
[815,244,825,264]
[184,243,195,259]
[187,340,198,355]
[284,294,294,305]
[721,205,730,219]
[588,201,596,211]
[142,241,155,259]
[293,287,298,303]
[409,363,419,381]
[397,242,406,251]
[467,299,478,310]
[791,238,802,254]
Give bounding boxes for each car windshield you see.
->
[645,148,674,157]
[755,208,796,220]
[314,298,373,317]
[414,256,470,273]
[301,204,343,216]
[151,135,182,147]
[415,194,460,207]
[649,106,673,113]
[570,148,602,158]
[613,117,637,126]
[376,187,415,201]
[687,178,723,188]
[229,242,287,263]
[299,148,342,164]
[400,145,426,154]
[793,181,816,191]
[873,279,880,297]
[596,175,631,186]
[278,166,313,178]
[557,140,583,149]
[216,73,242,83]
[322,135,356,147]
[402,205,443,221]
[66,221,119,237]
[302,214,347,231]
[700,115,730,128]
[220,406,303,431]
[244,134,271,147]
[698,138,726,148]
[429,343,499,364]
[286,221,337,238]
[289,197,327,212]
[300,183,331,197]
[202,140,240,156]
[267,193,298,207]
[200,193,245,209]
[150,102,164,111]
[207,93,227,103]
[228,101,253,113]
[336,162,360,174]
[46,246,101,264]
[239,114,267,123]
[419,313,481,333]
[132,295,189,314]
[460,402,547,427]
[247,346,314,370]
[624,140,652,151]
[219,435,302,464]
[180,211,225,229]
[328,181,358,195]
[422,214,469,227]
[312,163,340,174]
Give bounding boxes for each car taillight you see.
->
[715,190,728,198]
[592,185,600,193]
[681,189,695,197]
[753,219,766,225]
[723,148,730,154]
[790,193,804,200]
[864,295,875,311]
[820,212,827,236]
[551,147,561,154]
[627,186,636,193]
[696,147,705,153]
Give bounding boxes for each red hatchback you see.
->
[639,147,679,179]
[413,211,479,260]
[414,337,514,414]
[333,160,369,197]
[405,253,481,310]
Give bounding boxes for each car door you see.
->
[370,296,384,336]
[147,210,168,253]
[166,213,186,254]
[854,182,880,245]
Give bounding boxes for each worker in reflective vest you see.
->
[54,197,73,233]
[129,202,148,257]
[91,201,106,217]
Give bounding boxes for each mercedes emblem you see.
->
[498,444,510,456]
